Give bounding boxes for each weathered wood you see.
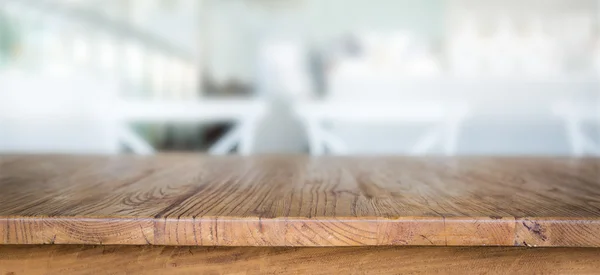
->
[0,155,599,246]
[1,246,599,274]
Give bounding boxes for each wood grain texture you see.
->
[1,246,600,274]
[0,155,599,247]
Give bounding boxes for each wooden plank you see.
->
[1,246,599,274]
[0,155,599,246]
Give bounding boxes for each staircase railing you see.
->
[0,0,201,100]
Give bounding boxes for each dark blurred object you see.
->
[203,75,254,97]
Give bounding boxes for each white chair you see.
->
[118,99,267,155]
[0,70,267,155]
[294,61,469,155]
[295,99,469,156]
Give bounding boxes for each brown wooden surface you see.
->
[1,245,600,274]
[0,155,599,247]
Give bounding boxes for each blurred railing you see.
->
[0,0,200,100]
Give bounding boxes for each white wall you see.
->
[202,0,444,85]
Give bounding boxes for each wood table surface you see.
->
[0,155,599,247]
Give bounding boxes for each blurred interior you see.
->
[0,0,598,156]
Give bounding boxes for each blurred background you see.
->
[0,0,598,156]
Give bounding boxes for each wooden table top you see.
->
[0,155,599,247]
